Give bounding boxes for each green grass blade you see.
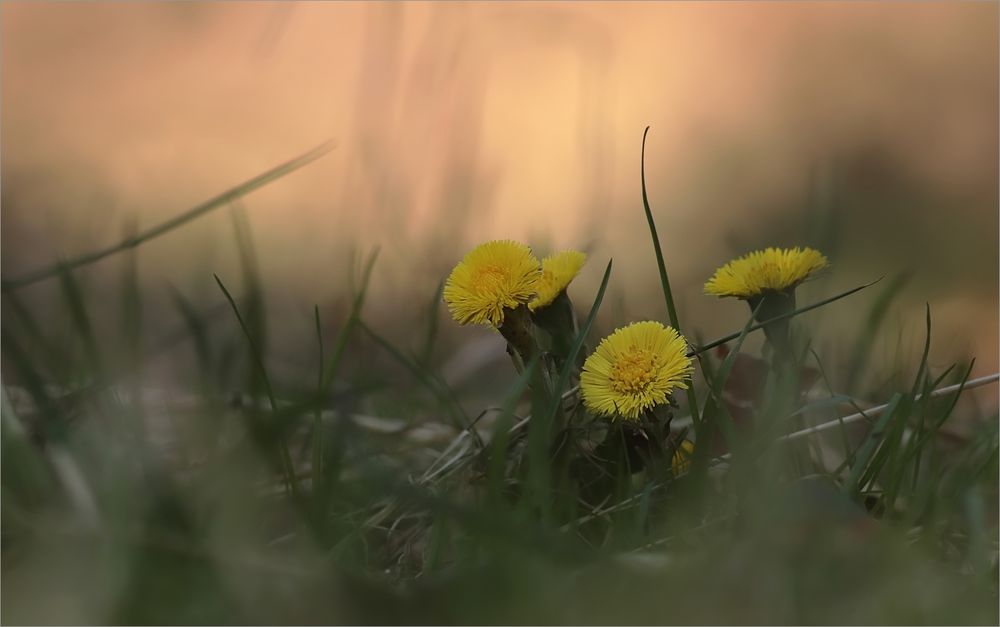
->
[359,320,473,438]
[320,249,379,393]
[488,357,539,506]
[808,349,854,461]
[230,202,267,368]
[118,220,144,376]
[2,288,61,381]
[420,278,445,365]
[640,126,700,422]
[845,272,910,390]
[879,396,917,513]
[116,225,147,444]
[544,259,613,423]
[844,393,903,497]
[906,363,957,491]
[909,304,933,400]
[899,360,976,469]
[640,127,683,332]
[0,326,66,441]
[709,304,762,402]
[214,273,299,498]
[873,304,934,509]
[2,141,335,291]
[57,264,104,379]
[1,386,56,511]
[690,277,883,357]
[523,259,611,525]
[313,305,325,496]
[694,302,762,468]
[167,287,214,383]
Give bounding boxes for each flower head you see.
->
[443,240,541,327]
[704,247,828,299]
[529,250,587,312]
[581,321,693,420]
[671,440,695,476]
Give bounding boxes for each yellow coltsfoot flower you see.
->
[704,247,829,300]
[671,439,695,476]
[443,240,541,327]
[529,250,586,312]
[705,246,828,360]
[581,321,693,420]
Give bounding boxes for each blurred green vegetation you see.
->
[2,145,997,625]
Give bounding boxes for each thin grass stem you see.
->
[3,141,335,291]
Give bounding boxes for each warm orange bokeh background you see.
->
[3,2,997,380]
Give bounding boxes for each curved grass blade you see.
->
[874,304,934,511]
[640,127,682,334]
[320,248,379,393]
[899,360,977,469]
[844,393,903,496]
[689,276,883,358]
[640,126,700,422]
[544,258,613,422]
[230,201,267,366]
[3,140,335,291]
[214,273,300,498]
[524,259,611,524]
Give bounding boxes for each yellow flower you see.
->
[581,321,693,420]
[443,240,541,327]
[704,247,829,299]
[529,250,587,312]
[671,440,695,476]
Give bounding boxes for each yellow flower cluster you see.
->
[704,247,828,299]
[444,241,828,422]
[443,241,586,328]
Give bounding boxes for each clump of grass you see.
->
[1,131,997,625]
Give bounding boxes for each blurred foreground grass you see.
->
[1,142,997,625]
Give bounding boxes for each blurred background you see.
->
[3,4,999,624]
[3,1,997,392]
